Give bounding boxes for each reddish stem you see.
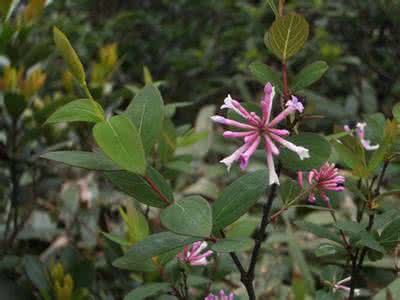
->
[282,63,289,97]
[143,175,171,205]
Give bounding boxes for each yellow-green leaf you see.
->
[53,26,85,83]
[265,13,309,61]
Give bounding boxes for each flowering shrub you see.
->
[2,1,400,300]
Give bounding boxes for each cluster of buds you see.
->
[298,163,345,203]
[205,290,235,300]
[50,262,74,300]
[91,43,118,85]
[0,65,46,98]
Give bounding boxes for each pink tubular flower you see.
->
[211,83,310,185]
[333,276,351,293]
[298,163,345,203]
[205,290,235,300]
[344,122,379,151]
[177,241,213,266]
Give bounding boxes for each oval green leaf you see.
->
[213,170,268,230]
[93,115,146,175]
[125,83,164,153]
[40,150,119,170]
[161,196,212,238]
[104,166,173,208]
[249,62,283,94]
[53,26,85,83]
[211,237,254,253]
[113,232,198,268]
[265,13,309,61]
[279,133,331,171]
[45,99,104,124]
[124,283,171,300]
[291,61,328,91]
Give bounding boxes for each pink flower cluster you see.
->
[205,290,234,300]
[344,122,379,151]
[177,241,213,266]
[212,83,309,185]
[298,163,345,203]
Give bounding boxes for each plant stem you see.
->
[349,160,389,299]
[279,0,286,16]
[282,63,289,97]
[181,268,189,300]
[143,175,171,205]
[325,200,353,258]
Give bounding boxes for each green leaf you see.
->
[4,92,26,118]
[249,62,283,94]
[213,170,268,230]
[372,277,400,300]
[265,13,309,61]
[266,0,279,17]
[113,232,198,269]
[335,220,365,234]
[125,84,164,153]
[279,178,302,204]
[120,201,149,244]
[375,189,400,203]
[295,221,342,244]
[393,102,400,123]
[332,136,367,177]
[380,217,400,252]
[40,151,119,171]
[23,256,51,298]
[361,80,378,114]
[101,232,131,247]
[280,133,331,171]
[93,115,146,174]
[315,244,341,257]
[1,0,20,22]
[53,27,85,83]
[159,118,177,163]
[365,113,385,145]
[356,231,385,253]
[160,196,212,238]
[373,210,400,230]
[291,61,328,91]
[211,237,254,253]
[124,283,171,300]
[285,218,315,293]
[104,166,172,208]
[45,99,104,124]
